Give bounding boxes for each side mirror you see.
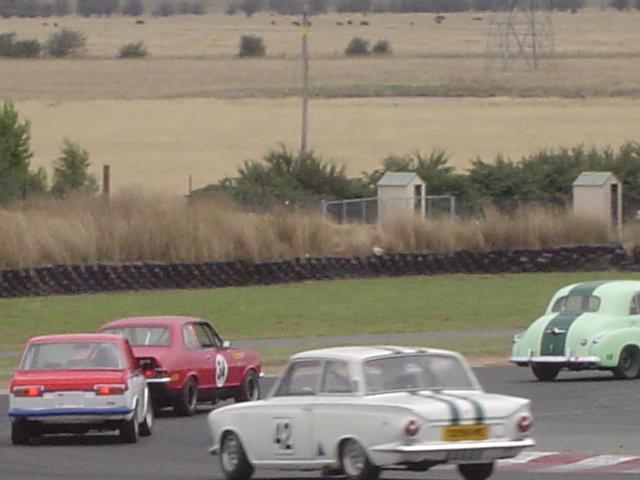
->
[222,340,231,349]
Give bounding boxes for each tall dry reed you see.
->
[0,193,624,269]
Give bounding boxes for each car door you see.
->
[182,322,216,389]
[200,322,241,387]
[249,359,321,463]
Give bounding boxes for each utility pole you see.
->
[300,5,309,153]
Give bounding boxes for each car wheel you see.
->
[139,395,154,437]
[531,363,561,381]
[235,370,260,402]
[173,377,198,416]
[613,345,640,380]
[458,462,495,480]
[119,411,140,444]
[11,419,32,445]
[340,438,380,480]
[220,431,254,480]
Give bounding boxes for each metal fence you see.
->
[320,195,456,224]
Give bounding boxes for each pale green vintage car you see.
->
[510,280,640,381]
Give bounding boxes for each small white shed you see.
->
[376,172,426,222]
[572,171,622,235]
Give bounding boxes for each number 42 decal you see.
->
[273,418,294,454]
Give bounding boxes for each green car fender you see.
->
[591,329,640,368]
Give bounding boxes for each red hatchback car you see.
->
[99,316,261,416]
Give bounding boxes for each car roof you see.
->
[101,316,205,327]
[555,280,640,297]
[289,345,459,362]
[26,333,124,344]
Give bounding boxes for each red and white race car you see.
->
[99,316,262,416]
[8,333,153,445]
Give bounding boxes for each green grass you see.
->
[2,271,639,385]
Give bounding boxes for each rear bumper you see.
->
[371,437,536,464]
[8,406,133,423]
[510,355,601,368]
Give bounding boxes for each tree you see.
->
[51,139,98,198]
[0,101,46,203]
[239,0,262,17]
[122,0,144,15]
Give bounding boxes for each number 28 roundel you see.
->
[215,354,228,387]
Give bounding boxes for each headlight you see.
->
[512,332,523,344]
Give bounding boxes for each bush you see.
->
[45,28,86,58]
[122,0,143,15]
[152,0,175,16]
[118,41,148,58]
[239,35,265,57]
[0,33,41,58]
[345,37,369,56]
[372,39,391,55]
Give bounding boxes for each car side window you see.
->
[321,361,354,394]
[183,324,199,350]
[187,323,216,349]
[630,294,640,315]
[275,360,321,396]
[202,322,223,348]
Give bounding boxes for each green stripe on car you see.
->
[540,281,608,356]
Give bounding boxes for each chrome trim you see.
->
[145,377,172,384]
[510,355,600,364]
[371,438,536,453]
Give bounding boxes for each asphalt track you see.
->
[2,365,640,480]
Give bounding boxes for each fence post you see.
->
[102,165,110,198]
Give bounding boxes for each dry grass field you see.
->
[2,10,640,194]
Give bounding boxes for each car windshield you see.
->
[551,294,600,313]
[19,341,123,370]
[363,354,476,394]
[102,326,171,346]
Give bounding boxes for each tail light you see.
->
[13,386,44,397]
[517,414,533,433]
[95,384,126,395]
[404,419,420,437]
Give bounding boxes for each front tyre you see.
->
[340,438,380,480]
[220,431,254,480]
[235,370,260,402]
[613,345,640,380]
[458,462,495,480]
[531,363,561,381]
[173,377,198,416]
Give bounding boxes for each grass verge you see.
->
[2,270,639,387]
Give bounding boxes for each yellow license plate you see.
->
[442,424,488,441]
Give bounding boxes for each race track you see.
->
[1,366,639,480]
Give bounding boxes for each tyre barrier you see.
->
[0,244,634,298]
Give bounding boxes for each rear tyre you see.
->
[235,370,260,402]
[458,462,495,480]
[340,438,380,480]
[531,363,561,381]
[119,412,140,444]
[613,345,640,380]
[11,419,31,445]
[139,393,154,437]
[220,431,254,480]
[173,377,198,416]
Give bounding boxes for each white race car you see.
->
[207,345,535,480]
